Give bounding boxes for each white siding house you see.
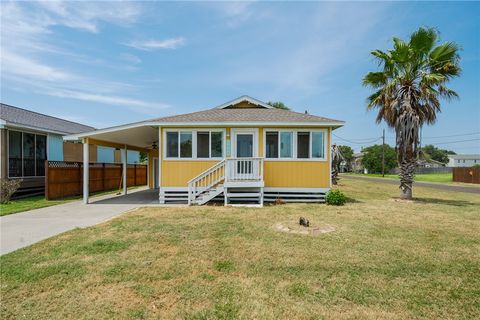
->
[447,154,480,167]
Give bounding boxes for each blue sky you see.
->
[1,1,479,153]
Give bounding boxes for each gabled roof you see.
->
[214,95,273,109]
[0,103,95,135]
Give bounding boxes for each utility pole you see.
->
[382,128,385,177]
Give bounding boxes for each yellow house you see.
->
[64,96,344,206]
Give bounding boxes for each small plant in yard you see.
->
[0,179,22,204]
[325,189,347,206]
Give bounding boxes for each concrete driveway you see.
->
[0,188,160,255]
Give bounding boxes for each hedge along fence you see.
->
[452,167,480,184]
[45,161,147,200]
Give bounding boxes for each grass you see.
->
[0,186,142,217]
[348,172,454,183]
[1,179,479,319]
[0,196,70,216]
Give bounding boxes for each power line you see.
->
[422,132,480,139]
[332,134,382,144]
[433,138,480,145]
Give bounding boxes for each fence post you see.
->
[45,160,49,200]
[102,163,106,192]
[134,164,137,186]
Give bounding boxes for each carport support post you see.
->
[83,138,89,204]
[122,145,127,195]
[158,126,164,204]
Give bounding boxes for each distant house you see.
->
[447,154,480,167]
[417,158,445,168]
[351,152,365,173]
[0,103,140,196]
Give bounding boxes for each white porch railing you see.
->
[187,159,226,205]
[225,158,264,182]
[187,157,264,205]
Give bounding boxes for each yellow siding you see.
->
[162,160,220,187]
[264,161,330,187]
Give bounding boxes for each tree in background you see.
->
[338,145,354,171]
[139,152,148,164]
[361,144,397,174]
[363,27,461,199]
[267,101,291,110]
[421,144,455,163]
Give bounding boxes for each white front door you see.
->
[231,129,258,179]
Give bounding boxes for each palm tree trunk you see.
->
[399,158,416,199]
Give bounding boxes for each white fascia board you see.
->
[214,95,273,109]
[63,121,151,141]
[2,122,69,135]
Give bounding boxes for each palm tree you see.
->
[363,27,461,199]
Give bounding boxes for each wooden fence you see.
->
[452,167,480,184]
[45,161,147,200]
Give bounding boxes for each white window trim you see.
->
[163,129,226,161]
[7,129,48,178]
[263,128,328,162]
[231,128,259,158]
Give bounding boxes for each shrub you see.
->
[0,179,22,204]
[325,189,346,206]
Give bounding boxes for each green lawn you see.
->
[0,196,71,216]
[0,186,143,217]
[1,179,479,319]
[348,172,454,183]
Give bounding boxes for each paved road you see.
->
[0,189,160,255]
[344,175,480,194]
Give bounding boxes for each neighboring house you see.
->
[351,152,365,173]
[417,158,445,168]
[0,103,96,195]
[447,154,480,167]
[64,95,345,206]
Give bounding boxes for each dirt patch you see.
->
[273,222,336,236]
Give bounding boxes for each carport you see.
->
[64,122,160,204]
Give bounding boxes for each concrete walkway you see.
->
[0,188,160,255]
[344,175,480,194]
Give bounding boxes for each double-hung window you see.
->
[265,130,325,160]
[165,130,223,159]
[8,130,47,177]
[266,131,293,159]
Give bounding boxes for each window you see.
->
[8,131,22,177]
[280,132,293,158]
[166,132,179,158]
[211,132,223,158]
[166,130,223,159]
[265,130,325,160]
[180,132,192,158]
[8,131,47,177]
[36,135,47,176]
[312,132,324,158]
[266,131,293,159]
[266,132,278,158]
[197,132,209,158]
[297,132,310,158]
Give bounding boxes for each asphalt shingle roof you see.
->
[0,103,95,135]
[150,108,342,124]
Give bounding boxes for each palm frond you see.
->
[409,27,438,55]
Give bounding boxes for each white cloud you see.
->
[0,1,170,114]
[126,38,186,50]
[44,89,169,112]
[120,53,142,64]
